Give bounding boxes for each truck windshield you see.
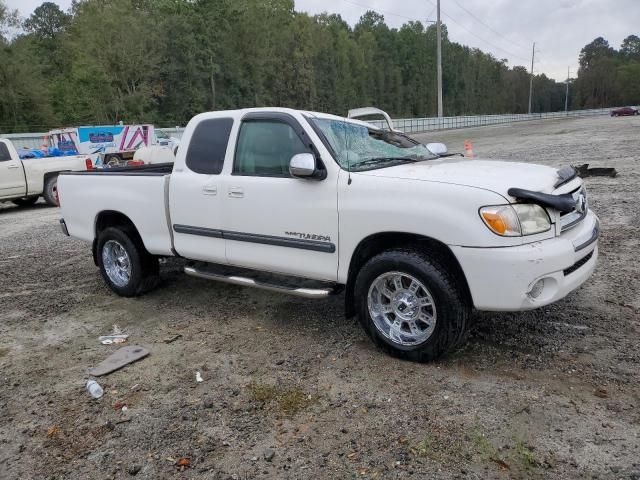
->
[310,118,438,171]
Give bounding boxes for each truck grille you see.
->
[560,187,587,232]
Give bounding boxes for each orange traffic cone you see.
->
[464,140,474,158]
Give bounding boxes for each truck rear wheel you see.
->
[354,248,470,362]
[43,175,58,206]
[97,227,159,297]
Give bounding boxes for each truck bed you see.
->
[58,164,174,256]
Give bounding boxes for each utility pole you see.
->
[527,42,535,114]
[436,0,443,118]
[564,66,570,114]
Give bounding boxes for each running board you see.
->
[184,266,337,299]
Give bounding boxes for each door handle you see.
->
[228,187,244,198]
[7,163,19,169]
[202,184,217,195]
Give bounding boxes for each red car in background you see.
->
[611,106,638,116]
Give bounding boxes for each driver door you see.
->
[223,114,339,281]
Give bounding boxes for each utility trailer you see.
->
[46,124,156,167]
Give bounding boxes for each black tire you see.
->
[354,248,470,362]
[96,227,159,297]
[43,175,58,206]
[12,196,39,207]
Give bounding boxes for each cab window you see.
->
[185,118,234,174]
[233,121,308,177]
[0,143,13,162]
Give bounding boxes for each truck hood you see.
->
[357,158,563,198]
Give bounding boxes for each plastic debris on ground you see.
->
[99,324,129,344]
[99,335,129,345]
[196,372,203,383]
[86,380,104,399]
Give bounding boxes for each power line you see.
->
[422,0,530,63]
[341,0,531,64]
[426,5,436,21]
[449,0,531,50]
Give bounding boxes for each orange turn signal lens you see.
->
[481,212,507,235]
[479,205,521,236]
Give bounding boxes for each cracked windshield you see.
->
[311,118,438,171]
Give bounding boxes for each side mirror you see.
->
[426,142,448,155]
[289,153,325,180]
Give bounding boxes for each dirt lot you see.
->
[1,115,639,480]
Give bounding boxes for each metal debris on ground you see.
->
[163,334,182,344]
[175,458,190,471]
[594,387,609,398]
[574,163,617,178]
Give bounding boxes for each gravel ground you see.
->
[0,115,639,480]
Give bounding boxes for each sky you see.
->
[7,0,640,82]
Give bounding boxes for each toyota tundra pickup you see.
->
[57,108,599,361]
[0,138,92,206]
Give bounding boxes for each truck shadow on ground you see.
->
[155,258,583,369]
[0,202,51,215]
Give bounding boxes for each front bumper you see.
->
[451,210,599,311]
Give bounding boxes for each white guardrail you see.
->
[0,107,616,149]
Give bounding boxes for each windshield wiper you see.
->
[353,157,418,168]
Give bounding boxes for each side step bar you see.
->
[184,266,337,299]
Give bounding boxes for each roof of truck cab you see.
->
[192,108,380,130]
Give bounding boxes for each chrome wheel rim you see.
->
[102,240,132,287]
[367,271,437,346]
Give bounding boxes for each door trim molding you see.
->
[173,224,335,253]
[173,224,223,238]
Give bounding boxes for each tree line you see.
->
[0,0,638,133]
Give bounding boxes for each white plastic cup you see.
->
[86,380,104,399]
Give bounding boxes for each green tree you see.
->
[1,0,636,132]
[24,2,69,40]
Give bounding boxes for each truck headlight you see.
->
[480,204,551,236]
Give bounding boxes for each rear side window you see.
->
[0,143,12,162]
[185,118,234,174]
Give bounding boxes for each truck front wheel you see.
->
[354,248,470,362]
[97,227,159,297]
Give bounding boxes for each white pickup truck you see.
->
[0,138,92,206]
[58,108,599,361]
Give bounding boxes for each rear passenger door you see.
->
[169,116,234,263]
[222,113,339,281]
